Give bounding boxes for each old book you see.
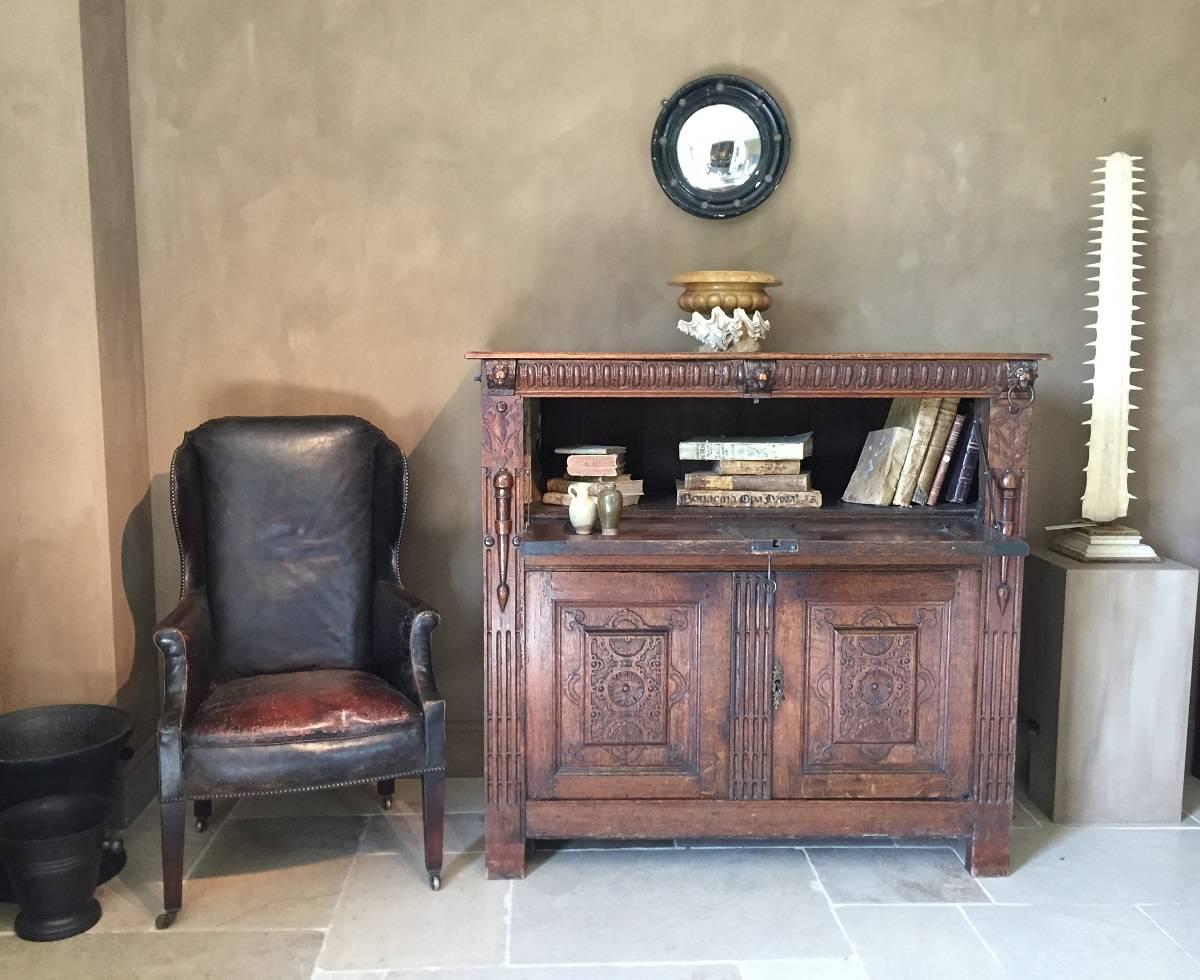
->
[842,427,912,506]
[566,453,625,476]
[943,420,982,504]
[1049,525,1159,562]
[676,483,822,508]
[683,471,811,491]
[678,433,813,461]
[912,398,961,504]
[925,413,966,506]
[542,490,642,507]
[546,476,644,494]
[891,397,942,506]
[553,444,626,455]
[713,459,804,476]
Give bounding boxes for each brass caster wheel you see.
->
[429,873,442,892]
[381,796,393,811]
[155,910,178,930]
[195,818,208,833]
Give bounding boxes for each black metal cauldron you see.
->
[0,704,133,922]
[0,794,112,940]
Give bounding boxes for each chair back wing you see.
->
[175,416,406,680]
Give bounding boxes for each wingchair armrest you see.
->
[373,581,444,721]
[153,590,213,733]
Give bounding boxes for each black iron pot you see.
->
[0,704,133,811]
[0,704,133,903]
[0,794,111,941]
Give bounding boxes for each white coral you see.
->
[677,309,771,353]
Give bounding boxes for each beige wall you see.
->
[0,0,153,735]
[115,0,1200,769]
[1,1,116,711]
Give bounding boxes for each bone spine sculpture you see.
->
[1081,152,1145,523]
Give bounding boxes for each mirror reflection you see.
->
[675,104,763,191]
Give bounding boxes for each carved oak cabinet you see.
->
[468,351,1045,879]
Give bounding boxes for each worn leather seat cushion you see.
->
[186,669,420,748]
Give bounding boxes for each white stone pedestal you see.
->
[1021,546,1198,824]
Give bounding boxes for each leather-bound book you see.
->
[943,419,982,505]
[912,398,961,505]
[926,413,966,506]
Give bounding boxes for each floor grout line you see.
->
[802,847,862,970]
[1136,904,1200,970]
[956,903,1006,971]
[310,827,366,974]
[1013,795,1044,828]
[503,879,514,966]
[972,872,998,904]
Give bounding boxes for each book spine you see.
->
[892,397,942,506]
[566,464,624,476]
[543,491,641,506]
[676,486,823,508]
[926,414,966,506]
[678,437,811,461]
[912,398,960,504]
[944,421,981,504]
[546,477,643,493]
[713,459,803,476]
[683,473,811,491]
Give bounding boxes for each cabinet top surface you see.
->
[466,351,1050,361]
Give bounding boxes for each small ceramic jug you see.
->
[595,485,623,536]
[567,482,598,535]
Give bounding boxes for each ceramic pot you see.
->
[0,794,110,941]
[595,486,623,536]
[567,483,598,535]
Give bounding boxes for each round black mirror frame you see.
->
[650,74,790,220]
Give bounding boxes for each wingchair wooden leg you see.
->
[157,798,186,929]
[422,770,445,890]
[193,799,212,833]
[377,778,395,811]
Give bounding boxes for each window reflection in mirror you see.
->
[675,104,763,191]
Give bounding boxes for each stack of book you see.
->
[676,433,821,508]
[843,398,978,507]
[540,445,644,507]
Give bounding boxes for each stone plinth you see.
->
[1022,547,1198,824]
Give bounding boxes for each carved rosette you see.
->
[558,605,697,772]
[806,605,944,770]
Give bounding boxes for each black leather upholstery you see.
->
[189,417,377,680]
[152,417,444,921]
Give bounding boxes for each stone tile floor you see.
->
[2,776,1199,979]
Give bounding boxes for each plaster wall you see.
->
[125,0,1200,770]
[0,0,116,711]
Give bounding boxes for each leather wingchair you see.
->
[152,416,444,929]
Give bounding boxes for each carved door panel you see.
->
[773,570,980,799]
[525,572,731,800]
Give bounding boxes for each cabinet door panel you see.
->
[526,572,730,800]
[773,570,979,799]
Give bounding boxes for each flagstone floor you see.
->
[3,776,1200,979]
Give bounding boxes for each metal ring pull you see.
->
[1006,382,1036,414]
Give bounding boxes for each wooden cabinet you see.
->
[771,570,979,800]
[470,350,1045,881]
[525,573,730,800]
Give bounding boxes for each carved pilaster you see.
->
[730,572,775,800]
[969,392,1035,875]
[481,393,526,877]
